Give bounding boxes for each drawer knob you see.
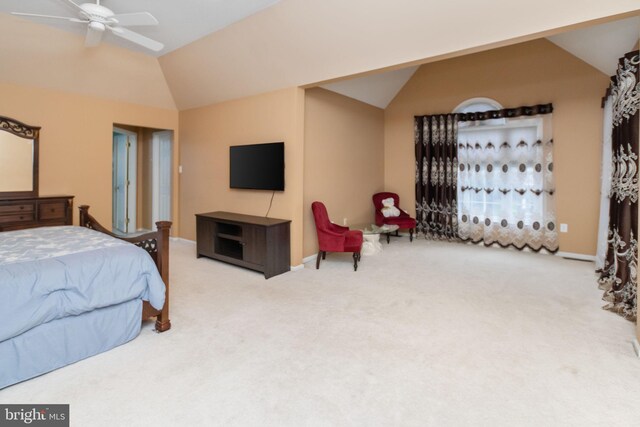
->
[51,209,55,212]
[20,216,24,220]
[19,206,24,210]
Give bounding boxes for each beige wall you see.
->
[384,39,609,256]
[178,87,305,265]
[0,83,180,232]
[0,132,34,191]
[303,88,385,257]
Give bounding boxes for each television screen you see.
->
[230,142,285,191]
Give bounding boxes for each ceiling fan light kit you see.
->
[11,0,165,52]
[88,21,105,32]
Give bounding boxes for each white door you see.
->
[152,131,172,225]
[113,132,128,233]
[112,128,137,233]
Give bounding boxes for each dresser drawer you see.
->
[39,202,67,220]
[0,196,74,232]
[0,203,35,214]
[0,212,35,224]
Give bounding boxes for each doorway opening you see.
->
[112,124,173,234]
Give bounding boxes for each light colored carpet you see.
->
[1,239,639,426]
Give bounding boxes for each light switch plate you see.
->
[560,223,568,233]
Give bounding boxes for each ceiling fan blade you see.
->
[63,0,83,11]
[110,12,159,27]
[11,12,87,23]
[109,27,164,52]
[85,26,104,47]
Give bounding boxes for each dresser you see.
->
[0,195,75,231]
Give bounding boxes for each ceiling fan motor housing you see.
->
[81,3,114,26]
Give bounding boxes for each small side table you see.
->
[374,224,401,244]
[352,223,400,256]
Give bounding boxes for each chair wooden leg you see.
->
[386,233,390,244]
[410,228,414,242]
[353,252,360,271]
[316,251,322,269]
[322,251,326,260]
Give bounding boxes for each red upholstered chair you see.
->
[372,192,417,242]
[311,201,363,271]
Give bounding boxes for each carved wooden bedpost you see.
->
[78,205,90,227]
[78,205,172,332]
[154,220,172,332]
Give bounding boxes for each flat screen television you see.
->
[230,142,285,191]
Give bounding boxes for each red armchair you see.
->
[372,192,417,242]
[311,201,363,271]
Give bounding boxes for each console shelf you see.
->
[195,211,291,279]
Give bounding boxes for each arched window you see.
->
[453,97,505,127]
[454,97,557,252]
[453,97,503,113]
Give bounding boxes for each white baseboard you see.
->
[170,237,196,244]
[302,254,316,264]
[290,252,322,271]
[290,254,317,271]
[555,251,595,262]
[633,339,640,358]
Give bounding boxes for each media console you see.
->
[195,211,291,279]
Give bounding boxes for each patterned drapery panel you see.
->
[414,115,459,240]
[598,50,639,321]
[456,117,558,252]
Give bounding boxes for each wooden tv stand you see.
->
[195,211,291,279]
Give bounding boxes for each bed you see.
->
[0,205,171,389]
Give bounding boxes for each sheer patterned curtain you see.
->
[456,105,558,252]
[414,115,459,240]
[598,50,639,320]
[596,97,613,270]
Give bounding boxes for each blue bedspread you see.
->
[0,226,166,343]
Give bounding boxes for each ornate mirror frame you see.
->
[0,115,40,199]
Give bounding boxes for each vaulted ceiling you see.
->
[322,15,640,109]
[1,0,638,111]
[1,0,281,56]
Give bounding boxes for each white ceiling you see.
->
[1,0,281,56]
[321,66,419,109]
[548,15,640,76]
[158,0,640,110]
[320,15,640,109]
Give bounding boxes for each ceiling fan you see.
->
[11,0,164,52]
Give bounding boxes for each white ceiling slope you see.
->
[322,15,640,109]
[159,0,640,110]
[0,0,281,56]
[548,16,640,76]
[321,67,418,109]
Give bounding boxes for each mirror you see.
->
[0,116,39,199]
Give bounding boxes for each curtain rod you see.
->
[415,103,553,122]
